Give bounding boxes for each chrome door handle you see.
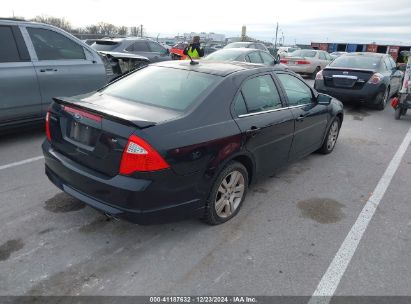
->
[40,68,58,72]
[296,115,306,122]
[245,126,261,136]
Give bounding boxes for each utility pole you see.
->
[140,24,143,38]
[274,22,279,51]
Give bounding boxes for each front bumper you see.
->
[42,141,205,224]
[314,80,382,105]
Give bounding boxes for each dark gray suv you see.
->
[91,37,172,63]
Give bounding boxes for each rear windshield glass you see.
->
[225,42,250,49]
[102,66,220,111]
[289,50,317,58]
[91,41,119,51]
[330,55,381,69]
[204,50,242,61]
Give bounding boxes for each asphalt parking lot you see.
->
[1,79,411,298]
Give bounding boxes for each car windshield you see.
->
[204,50,242,61]
[225,42,250,49]
[102,66,220,111]
[330,55,381,69]
[91,40,119,51]
[290,50,317,58]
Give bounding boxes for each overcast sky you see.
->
[2,0,411,45]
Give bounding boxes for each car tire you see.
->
[376,86,389,110]
[311,67,321,79]
[395,107,402,120]
[318,117,341,154]
[203,161,249,225]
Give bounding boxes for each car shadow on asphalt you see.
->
[0,123,44,143]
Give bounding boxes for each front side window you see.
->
[240,75,282,113]
[277,73,313,106]
[27,28,85,60]
[102,66,220,111]
[0,26,20,62]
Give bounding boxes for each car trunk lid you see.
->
[322,67,375,89]
[48,94,181,177]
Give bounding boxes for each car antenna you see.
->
[187,54,199,65]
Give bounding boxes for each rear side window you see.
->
[102,66,220,111]
[319,52,326,60]
[148,41,164,52]
[92,40,119,51]
[27,28,85,60]
[277,73,313,106]
[248,52,263,63]
[260,52,275,65]
[241,75,282,113]
[0,26,21,62]
[234,93,248,116]
[126,41,150,52]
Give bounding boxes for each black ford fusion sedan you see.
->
[314,52,403,110]
[43,61,343,225]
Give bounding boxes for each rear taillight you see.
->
[296,60,311,65]
[315,70,323,80]
[280,59,288,64]
[45,112,51,141]
[368,73,383,84]
[119,135,170,174]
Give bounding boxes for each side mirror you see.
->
[317,93,332,105]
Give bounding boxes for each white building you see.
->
[183,32,225,42]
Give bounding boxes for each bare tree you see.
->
[117,26,128,36]
[32,15,72,32]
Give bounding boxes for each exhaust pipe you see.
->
[104,213,120,221]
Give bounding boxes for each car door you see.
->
[276,72,329,160]
[318,52,328,69]
[0,25,42,125]
[147,41,170,62]
[232,74,295,175]
[24,26,106,115]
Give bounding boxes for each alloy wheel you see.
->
[327,120,339,151]
[214,170,245,218]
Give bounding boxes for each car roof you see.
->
[212,48,264,54]
[96,37,153,43]
[153,60,285,77]
[344,52,386,57]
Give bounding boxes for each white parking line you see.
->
[0,156,44,171]
[308,126,411,304]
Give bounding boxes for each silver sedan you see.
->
[280,49,333,79]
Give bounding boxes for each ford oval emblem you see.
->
[73,113,82,120]
[343,71,349,75]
